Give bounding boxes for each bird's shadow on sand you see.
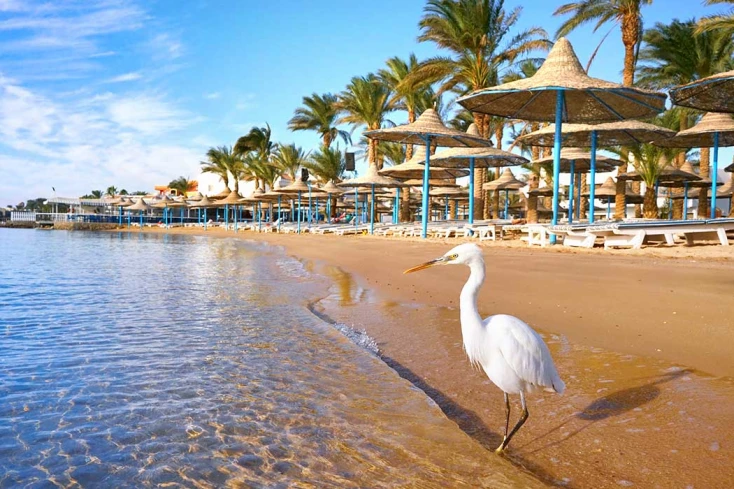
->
[521,368,692,454]
[379,354,575,488]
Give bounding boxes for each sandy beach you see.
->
[114,227,733,488]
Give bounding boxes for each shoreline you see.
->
[103,227,734,488]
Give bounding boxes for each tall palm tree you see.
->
[272,143,309,181]
[168,177,197,197]
[637,19,734,217]
[235,124,274,158]
[105,186,118,197]
[554,0,653,87]
[378,54,436,160]
[305,145,347,183]
[288,93,351,147]
[201,146,233,191]
[415,0,548,218]
[696,0,734,34]
[90,190,103,199]
[338,74,396,170]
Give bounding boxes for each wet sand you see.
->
[112,228,734,488]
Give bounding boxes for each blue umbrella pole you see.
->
[225,204,229,230]
[315,197,319,223]
[589,131,598,223]
[354,188,358,229]
[370,184,375,234]
[118,206,122,226]
[139,211,143,229]
[420,135,431,238]
[297,191,302,234]
[204,208,208,230]
[308,184,312,227]
[235,205,239,232]
[503,189,509,219]
[711,132,720,219]
[551,91,565,244]
[576,171,582,221]
[568,162,575,224]
[606,200,611,220]
[278,195,282,232]
[445,198,449,220]
[180,207,184,224]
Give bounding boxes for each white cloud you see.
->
[149,33,183,60]
[204,91,220,100]
[105,72,143,83]
[0,77,206,202]
[234,93,256,110]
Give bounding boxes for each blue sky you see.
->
[0,0,729,205]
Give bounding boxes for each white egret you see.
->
[404,243,565,453]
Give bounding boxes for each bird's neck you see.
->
[460,259,486,357]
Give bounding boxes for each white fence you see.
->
[11,211,36,222]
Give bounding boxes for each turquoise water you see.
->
[0,229,541,488]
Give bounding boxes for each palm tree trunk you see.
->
[405,109,416,161]
[698,147,711,218]
[671,114,689,219]
[527,166,539,223]
[400,187,411,222]
[492,189,500,219]
[614,175,627,220]
[580,176,588,220]
[643,186,658,218]
[369,138,380,170]
[621,15,639,87]
[323,133,333,148]
[632,181,643,217]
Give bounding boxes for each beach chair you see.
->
[546,224,596,248]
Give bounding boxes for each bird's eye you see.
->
[450,254,458,259]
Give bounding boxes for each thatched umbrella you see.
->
[212,190,245,231]
[517,120,675,221]
[317,180,345,221]
[187,192,204,202]
[430,187,470,220]
[483,169,525,219]
[457,37,666,235]
[528,186,554,197]
[190,195,216,229]
[273,179,315,233]
[661,161,723,220]
[363,108,490,238]
[430,123,529,225]
[337,166,408,234]
[670,70,734,114]
[581,177,643,219]
[533,147,622,222]
[655,113,734,219]
[380,145,468,180]
[127,198,151,229]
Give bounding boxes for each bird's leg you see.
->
[502,392,510,442]
[495,392,529,453]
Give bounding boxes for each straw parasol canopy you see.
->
[661,161,719,189]
[430,186,469,197]
[190,195,216,208]
[127,198,151,211]
[337,165,408,189]
[581,178,644,204]
[272,178,312,195]
[379,145,469,180]
[483,169,525,190]
[532,147,622,172]
[363,109,490,147]
[187,192,204,202]
[209,188,233,199]
[655,113,734,148]
[619,165,700,183]
[517,120,676,147]
[670,180,734,199]
[320,180,345,195]
[213,190,245,206]
[457,38,667,123]
[402,178,459,187]
[528,186,554,197]
[670,70,734,113]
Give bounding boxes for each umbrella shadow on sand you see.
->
[522,368,692,454]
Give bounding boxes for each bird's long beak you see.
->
[403,257,446,274]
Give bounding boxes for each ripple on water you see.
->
[0,229,543,488]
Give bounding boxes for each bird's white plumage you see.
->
[405,242,565,451]
[441,243,564,396]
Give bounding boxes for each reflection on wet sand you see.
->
[312,264,734,489]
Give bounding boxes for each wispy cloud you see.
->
[149,32,183,60]
[105,72,143,83]
[235,93,256,110]
[204,91,220,100]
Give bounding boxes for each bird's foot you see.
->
[494,445,506,455]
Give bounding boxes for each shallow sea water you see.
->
[0,229,543,488]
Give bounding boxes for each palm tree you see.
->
[378,54,436,160]
[380,141,408,167]
[305,145,347,183]
[272,143,309,182]
[168,177,197,197]
[637,19,734,217]
[415,0,548,218]
[201,146,235,191]
[554,0,654,87]
[697,0,734,34]
[338,74,396,170]
[288,93,351,147]
[105,186,118,197]
[119,189,128,195]
[235,124,274,159]
[90,190,103,199]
